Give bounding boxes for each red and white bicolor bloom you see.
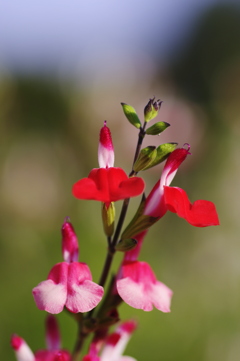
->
[72,122,145,208]
[144,146,220,227]
[11,315,70,361]
[32,220,104,314]
[83,320,137,361]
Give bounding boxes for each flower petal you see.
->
[149,281,173,313]
[32,280,67,314]
[32,263,68,314]
[65,263,104,313]
[117,277,153,311]
[164,186,220,227]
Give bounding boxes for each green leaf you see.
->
[121,103,142,129]
[146,121,170,135]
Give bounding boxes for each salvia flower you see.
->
[32,220,104,314]
[117,227,173,312]
[144,145,220,227]
[11,315,71,361]
[72,122,145,208]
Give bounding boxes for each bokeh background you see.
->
[1,1,240,360]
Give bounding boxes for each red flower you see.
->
[144,146,219,227]
[73,122,145,207]
[73,167,145,208]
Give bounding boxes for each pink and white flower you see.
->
[117,260,172,312]
[32,220,104,314]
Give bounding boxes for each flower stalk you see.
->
[11,98,220,361]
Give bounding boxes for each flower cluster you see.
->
[11,98,219,361]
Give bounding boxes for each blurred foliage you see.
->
[1,3,240,361]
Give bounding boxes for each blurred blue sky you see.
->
[0,0,228,78]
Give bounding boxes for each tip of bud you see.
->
[11,335,23,350]
[62,219,79,263]
[98,122,115,168]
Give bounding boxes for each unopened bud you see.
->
[144,97,162,122]
[146,121,170,135]
[102,202,115,237]
[133,146,157,172]
[115,238,137,252]
[121,103,141,129]
[98,121,114,168]
[62,218,79,263]
[143,142,178,170]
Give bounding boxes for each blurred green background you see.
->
[1,2,240,361]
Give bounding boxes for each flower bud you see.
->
[98,121,114,168]
[133,146,157,172]
[62,218,79,263]
[146,121,170,135]
[115,238,138,252]
[143,142,178,170]
[121,103,141,129]
[144,97,162,122]
[102,202,115,237]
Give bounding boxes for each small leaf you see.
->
[121,103,142,129]
[146,121,170,135]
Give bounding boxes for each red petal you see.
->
[164,186,220,227]
[72,169,108,201]
[72,168,144,204]
[108,168,145,201]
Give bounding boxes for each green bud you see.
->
[121,103,142,129]
[115,238,137,252]
[102,202,115,237]
[133,146,157,172]
[144,97,162,122]
[143,142,178,170]
[146,121,170,135]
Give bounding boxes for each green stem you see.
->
[132,122,147,166]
